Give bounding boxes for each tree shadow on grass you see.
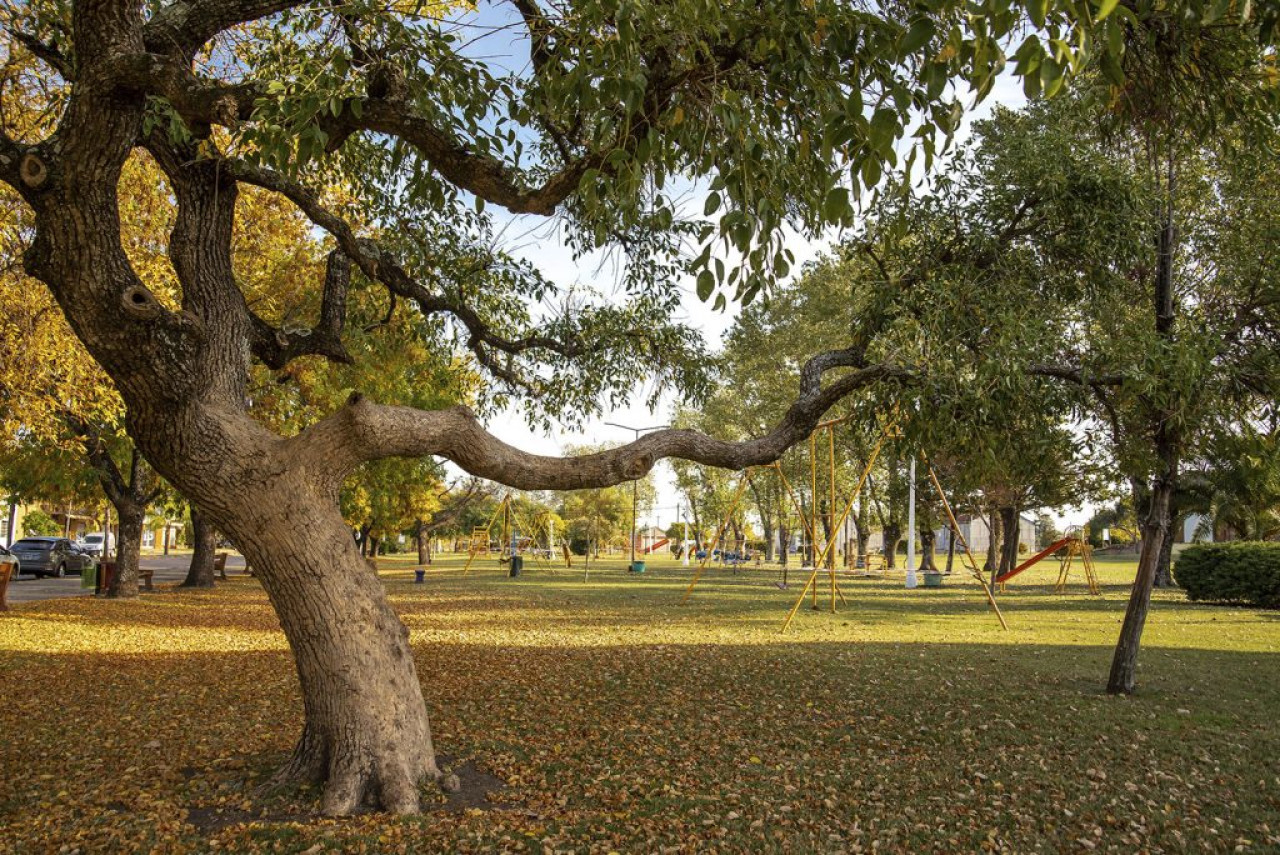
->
[3,628,1279,853]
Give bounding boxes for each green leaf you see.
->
[900,19,935,56]
[1096,0,1120,21]
[704,192,721,216]
[696,270,715,301]
[823,187,850,223]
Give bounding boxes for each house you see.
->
[143,516,186,552]
[635,525,668,554]
[1,497,29,548]
[47,506,98,541]
[936,514,1037,555]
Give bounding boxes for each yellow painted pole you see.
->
[809,433,818,610]
[828,425,837,612]
[921,459,1008,631]
[775,463,819,548]
[682,472,752,603]
[782,431,888,632]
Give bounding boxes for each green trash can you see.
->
[81,563,98,590]
[630,560,646,573]
[923,571,943,588]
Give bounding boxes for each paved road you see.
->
[4,552,248,604]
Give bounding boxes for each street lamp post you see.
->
[604,421,670,572]
[905,457,918,589]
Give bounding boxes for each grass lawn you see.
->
[1,549,1278,853]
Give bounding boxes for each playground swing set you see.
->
[462,493,568,576]
[680,412,1009,633]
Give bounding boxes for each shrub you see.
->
[1174,542,1280,608]
[21,509,59,537]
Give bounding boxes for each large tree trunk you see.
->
[985,511,1002,591]
[999,506,1019,578]
[108,505,145,598]
[1108,479,1174,694]
[1154,517,1175,587]
[1110,147,1181,695]
[212,488,453,813]
[181,506,217,588]
[416,520,430,565]
[919,526,936,572]
[882,522,900,570]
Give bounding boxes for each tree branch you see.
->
[249,250,354,369]
[1027,364,1125,386]
[143,0,304,58]
[6,28,73,78]
[293,359,912,492]
[225,160,613,384]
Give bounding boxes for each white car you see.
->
[78,532,114,557]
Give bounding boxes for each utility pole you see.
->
[604,421,670,572]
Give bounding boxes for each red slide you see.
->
[996,537,1074,584]
[643,538,670,555]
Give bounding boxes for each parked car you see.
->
[0,545,17,579]
[78,532,114,557]
[9,537,96,578]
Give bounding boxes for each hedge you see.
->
[1174,542,1280,608]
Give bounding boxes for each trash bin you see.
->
[81,563,98,590]
[97,561,116,595]
[414,569,426,584]
[923,571,943,588]
[630,560,646,573]
[509,555,523,577]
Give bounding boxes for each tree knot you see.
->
[623,455,652,480]
[121,285,165,319]
[19,153,48,189]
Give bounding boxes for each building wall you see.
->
[1,499,27,548]
[1177,513,1213,544]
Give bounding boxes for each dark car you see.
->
[9,537,95,578]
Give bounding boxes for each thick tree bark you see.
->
[919,525,936,572]
[999,506,1019,578]
[214,481,454,813]
[181,506,217,587]
[882,522,900,570]
[108,506,145,598]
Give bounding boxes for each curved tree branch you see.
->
[225,159,622,386]
[292,358,912,492]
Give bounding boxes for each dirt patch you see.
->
[182,755,508,832]
[438,757,508,812]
